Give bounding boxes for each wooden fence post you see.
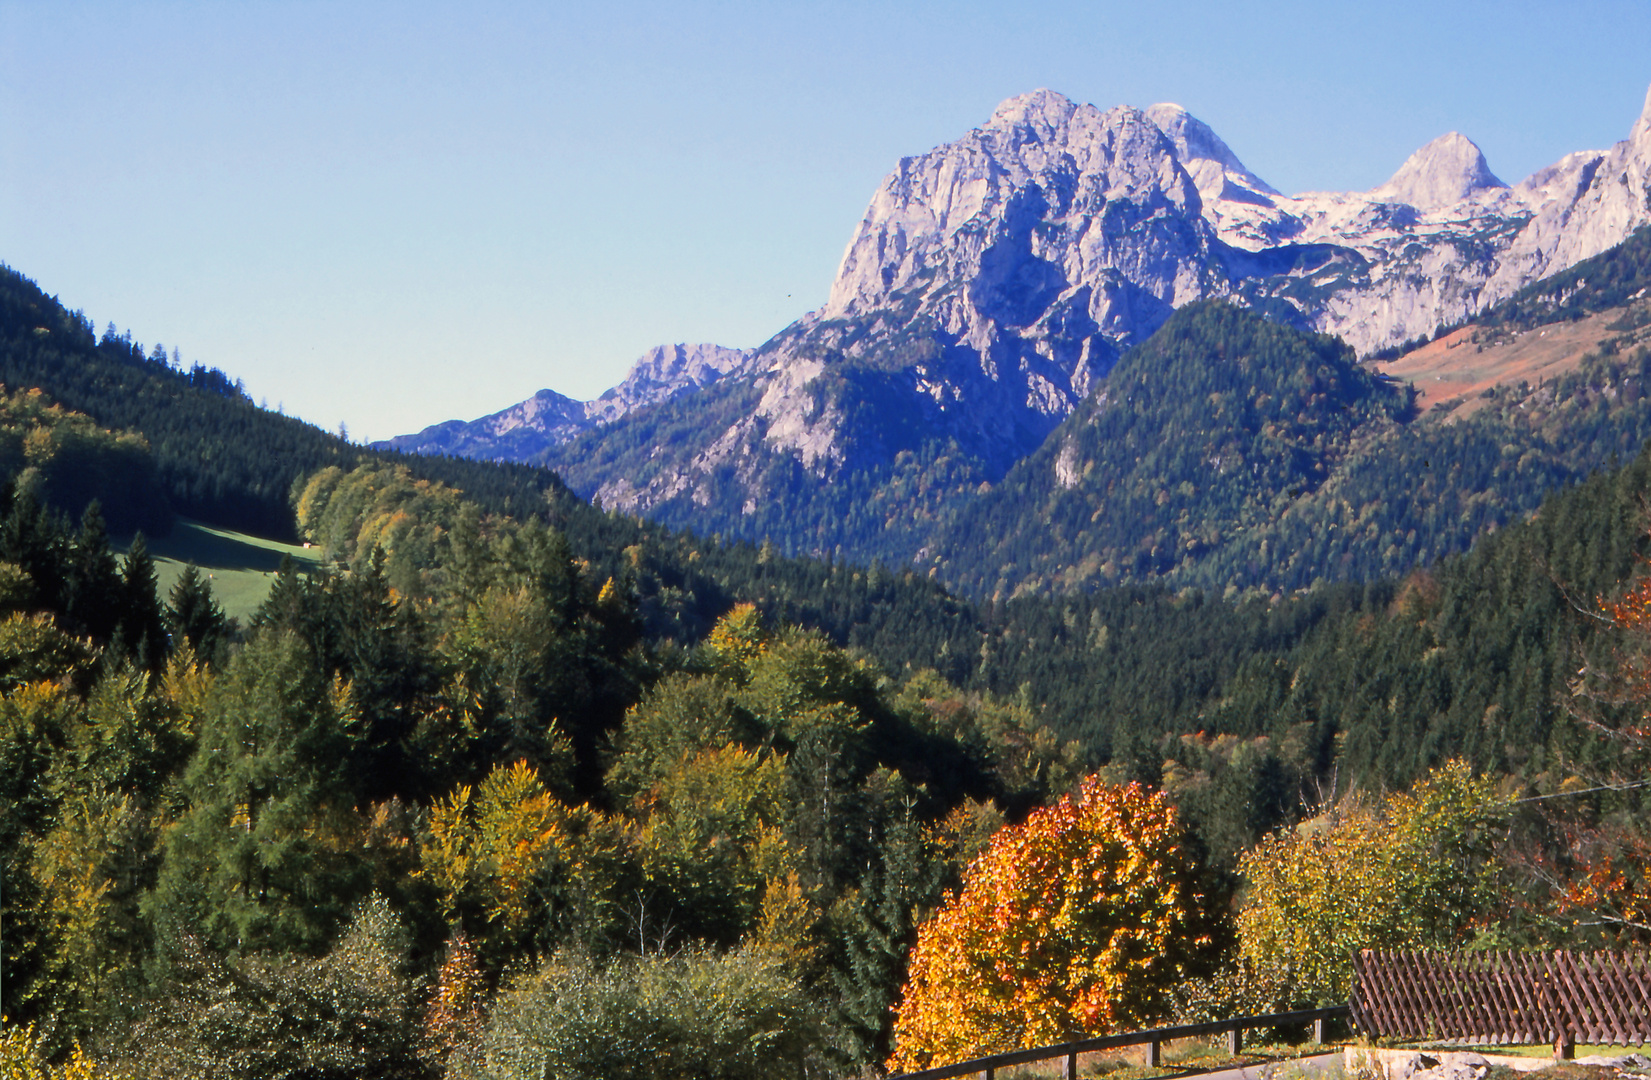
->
[1227,1026,1243,1055]
[1148,1039,1161,1067]
[1313,1017,1326,1044]
[1063,1051,1078,1080]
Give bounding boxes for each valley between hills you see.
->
[4,83,1651,1080]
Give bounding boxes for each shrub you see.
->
[1236,760,1504,1003]
[109,894,427,1080]
[460,945,828,1080]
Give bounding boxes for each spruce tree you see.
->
[166,561,225,662]
[0,485,66,612]
[147,630,367,953]
[63,501,123,642]
[117,533,168,671]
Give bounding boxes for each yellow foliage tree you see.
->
[887,778,1216,1072]
[636,743,790,945]
[421,760,567,940]
[705,602,768,672]
[1236,760,1504,1002]
[0,1022,97,1080]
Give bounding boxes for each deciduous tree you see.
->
[887,778,1217,1072]
[1235,760,1504,1002]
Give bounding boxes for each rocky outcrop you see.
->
[1486,81,1651,301]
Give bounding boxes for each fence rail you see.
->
[889,1006,1350,1080]
[1352,949,1651,1051]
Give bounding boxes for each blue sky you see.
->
[2,1,1649,442]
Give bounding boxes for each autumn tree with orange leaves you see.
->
[886,778,1219,1073]
[1527,563,1651,943]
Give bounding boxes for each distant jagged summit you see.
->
[823,87,1206,350]
[983,87,1086,132]
[585,343,751,425]
[1369,132,1507,210]
[376,342,753,460]
[1487,78,1651,300]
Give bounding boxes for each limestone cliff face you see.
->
[398,82,1651,567]
[1486,82,1651,301]
[823,90,1214,359]
[585,91,1231,518]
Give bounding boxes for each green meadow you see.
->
[121,519,327,622]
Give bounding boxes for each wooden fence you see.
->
[1352,949,1651,1052]
[888,1006,1349,1080]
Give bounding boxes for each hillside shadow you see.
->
[118,520,325,574]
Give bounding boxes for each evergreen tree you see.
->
[116,533,168,672]
[63,501,124,642]
[146,630,367,954]
[0,485,66,613]
[166,561,225,662]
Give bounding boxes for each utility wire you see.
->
[1511,778,1651,804]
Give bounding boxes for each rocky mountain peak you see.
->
[984,87,1083,132]
[393,81,1651,559]
[1144,102,1280,205]
[1486,80,1651,303]
[587,343,752,424]
[822,90,1203,329]
[376,341,753,460]
[1635,79,1651,142]
[1370,131,1507,210]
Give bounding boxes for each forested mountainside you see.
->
[7,254,1651,1077]
[0,267,571,538]
[8,255,1651,812]
[8,400,1651,1075]
[287,423,1651,873]
[6,257,1649,816]
[0,267,991,675]
[0,386,171,535]
[936,230,1651,597]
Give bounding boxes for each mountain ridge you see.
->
[406,81,1651,466]
[387,83,1651,585]
[375,342,754,459]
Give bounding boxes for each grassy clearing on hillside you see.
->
[1375,300,1651,418]
[119,518,327,622]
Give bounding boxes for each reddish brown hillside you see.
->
[1377,301,1651,418]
